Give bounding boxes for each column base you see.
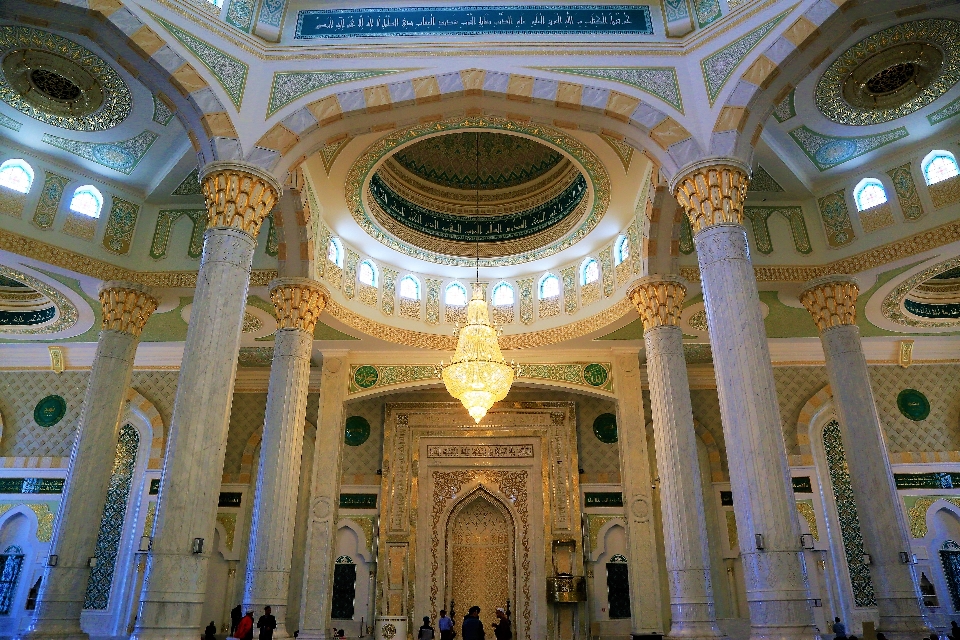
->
[667,622,727,640]
[17,632,88,640]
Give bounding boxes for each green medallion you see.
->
[33,395,66,427]
[583,363,608,387]
[897,388,930,421]
[354,365,379,389]
[593,412,618,444]
[344,415,371,446]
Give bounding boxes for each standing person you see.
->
[257,606,277,640]
[832,617,846,640]
[462,606,484,640]
[492,608,511,640]
[418,616,436,640]
[231,604,242,636]
[438,609,454,640]
[204,621,217,640]
[235,612,254,640]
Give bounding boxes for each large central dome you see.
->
[391,132,565,190]
[366,131,589,259]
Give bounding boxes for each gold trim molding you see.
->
[0,229,277,287]
[680,217,960,282]
[325,296,633,350]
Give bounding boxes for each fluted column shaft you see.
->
[674,162,815,640]
[800,276,929,639]
[630,276,724,640]
[133,163,280,640]
[22,283,157,640]
[243,279,328,638]
[612,352,663,636]
[298,354,348,640]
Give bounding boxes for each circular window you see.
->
[344,415,371,446]
[34,395,66,427]
[593,413,618,444]
[897,389,930,421]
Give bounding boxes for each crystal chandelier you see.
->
[439,132,515,422]
[441,285,515,422]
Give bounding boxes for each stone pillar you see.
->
[628,276,724,640]
[132,162,281,640]
[297,352,349,640]
[612,352,664,637]
[243,279,328,638]
[672,161,816,640]
[799,276,930,639]
[21,283,157,640]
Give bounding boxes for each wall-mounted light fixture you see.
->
[899,551,914,564]
[192,538,204,554]
[139,535,152,553]
[87,557,97,568]
[754,534,765,551]
[800,534,815,550]
[46,555,57,567]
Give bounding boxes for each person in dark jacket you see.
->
[257,606,277,640]
[492,608,511,640]
[231,604,242,635]
[204,621,217,640]
[462,606,484,640]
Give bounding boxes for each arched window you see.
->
[445,282,468,306]
[331,555,357,620]
[539,273,560,299]
[0,544,23,614]
[581,258,600,285]
[922,150,960,185]
[492,282,515,306]
[0,159,33,193]
[853,178,887,211]
[614,235,629,265]
[69,185,103,218]
[399,275,421,300]
[328,237,344,268]
[358,260,378,287]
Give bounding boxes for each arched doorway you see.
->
[446,490,515,625]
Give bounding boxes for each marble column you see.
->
[21,283,157,640]
[672,161,815,640]
[612,352,664,636]
[243,279,328,638]
[629,275,725,640]
[297,352,349,640]
[799,276,930,638]
[132,162,281,640]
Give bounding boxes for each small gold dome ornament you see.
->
[440,286,516,422]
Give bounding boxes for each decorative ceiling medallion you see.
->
[816,19,960,126]
[0,266,77,335]
[0,26,131,131]
[881,258,960,328]
[343,116,610,268]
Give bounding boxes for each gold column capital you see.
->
[270,278,328,334]
[799,274,859,332]
[628,275,687,331]
[200,162,282,237]
[99,281,159,337]
[672,161,750,235]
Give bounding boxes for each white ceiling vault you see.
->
[0,0,959,360]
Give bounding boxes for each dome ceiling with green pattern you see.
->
[391,132,565,191]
